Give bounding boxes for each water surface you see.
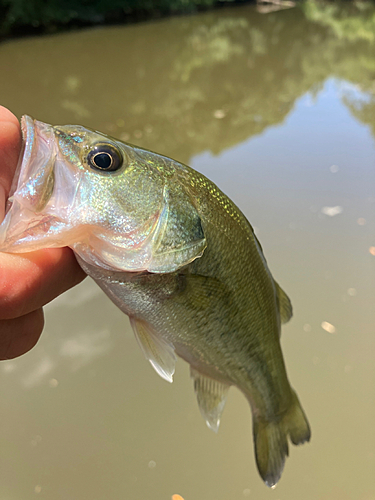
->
[0,4,374,499]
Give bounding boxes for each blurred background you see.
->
[0,1,374,499]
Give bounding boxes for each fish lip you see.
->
[5,115,54,204]
[21,115,34,158]
[0,116,60,252]
[5,115,56,215]
[4,115,34,215]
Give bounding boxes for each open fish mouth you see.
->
[0,115,62,252]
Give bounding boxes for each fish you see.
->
[0,115,310,487]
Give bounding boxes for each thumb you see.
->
[0,106,22,221]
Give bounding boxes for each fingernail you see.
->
[0,184,5,222]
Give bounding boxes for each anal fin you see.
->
[190,367,230,433]
[130,317,176,383]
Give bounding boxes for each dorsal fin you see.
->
[130,317,176,383]
[274,281,293,325]
[190,367,230,433]
[253,232,293,327]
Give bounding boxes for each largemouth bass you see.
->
[0,116,310,487]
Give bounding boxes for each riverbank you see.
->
[1,0,374,39]
[1,0,251,38]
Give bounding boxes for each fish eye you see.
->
[87,143,123,172]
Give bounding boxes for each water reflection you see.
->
[0,3,375,164]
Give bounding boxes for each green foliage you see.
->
[0,0,224,35]
[301,0,375,138]
[302,0,375,43]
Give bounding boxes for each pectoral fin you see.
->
[190,368,230,433]
[130,317,176,383]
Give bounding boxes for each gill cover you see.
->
[146,184,206,273]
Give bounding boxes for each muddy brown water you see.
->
[0,3,374,499]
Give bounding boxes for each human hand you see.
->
[0,106,86,360]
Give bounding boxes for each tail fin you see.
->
[252,390,311,488]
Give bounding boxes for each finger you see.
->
[0,308,44,360]
[0,106,21,192]
[0,107,22,220]
[0,247,86,320]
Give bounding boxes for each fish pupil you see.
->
[94,152,112,169]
